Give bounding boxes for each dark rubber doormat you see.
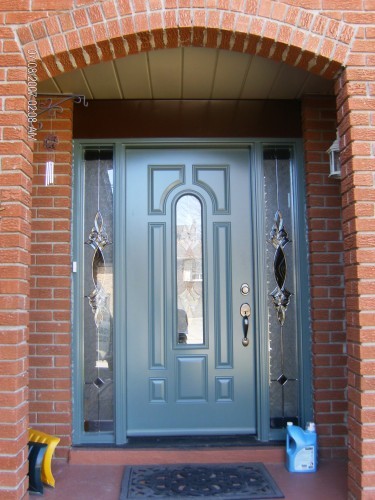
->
[120,463,284,499]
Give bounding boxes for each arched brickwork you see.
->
[17,1,354,82]
[1,1,375,499]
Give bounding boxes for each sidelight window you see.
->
[264,147,299,430]
[82,148,114,433]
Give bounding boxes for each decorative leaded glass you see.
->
[83,148,114,432]
[264,148,299,429]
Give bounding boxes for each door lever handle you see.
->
[242,315,249,347]
[240,303,251,347]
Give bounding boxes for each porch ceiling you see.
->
[38,47,334,100]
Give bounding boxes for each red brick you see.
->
[33,0,73,9]
[58,12,74,33]
[87,4,103,23]
[118,0,132,15]
[102,1,117,19]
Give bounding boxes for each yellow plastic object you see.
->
[28,428,60,488]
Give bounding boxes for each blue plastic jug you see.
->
[286,422,317,473]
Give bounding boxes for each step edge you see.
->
[69,447,285,465]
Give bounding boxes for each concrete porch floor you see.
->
[41,455,347,499]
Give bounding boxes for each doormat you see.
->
[120,463,284,499]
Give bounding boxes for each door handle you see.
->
[240,303,251,347]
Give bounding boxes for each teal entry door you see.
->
[125,148,256,436]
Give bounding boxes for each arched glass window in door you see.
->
[175,195,204,345]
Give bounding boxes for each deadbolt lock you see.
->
[240,303,251,318]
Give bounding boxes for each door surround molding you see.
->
[72,138,311,445]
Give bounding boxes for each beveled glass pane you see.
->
[176,195,204,345]
[83,148,114,433]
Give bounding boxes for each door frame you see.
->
[72,138,311,445]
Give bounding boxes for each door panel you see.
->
[125,148,255,436]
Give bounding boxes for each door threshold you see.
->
[123,435,284,449]
[73,436,284,450]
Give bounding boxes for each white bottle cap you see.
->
[286,421,293,426]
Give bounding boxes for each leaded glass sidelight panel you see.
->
[175,195,204,345]
[263,148,299,430]
[83,148,114,432]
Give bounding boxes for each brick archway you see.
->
[20,0,354,482]
[17,1,354,82]
[3,1,374,499]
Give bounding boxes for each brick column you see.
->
[301,96,347,461]
[337,67,375,499]
[0,14,32,500]
[29,99,73,460]
[0,34,30,500]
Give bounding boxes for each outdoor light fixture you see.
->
[327,132,341,179]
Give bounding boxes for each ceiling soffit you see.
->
[38,47,334,101]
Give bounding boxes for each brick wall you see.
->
[336,66,375,499]
[302,96,347,460]
[29,99,73,460]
